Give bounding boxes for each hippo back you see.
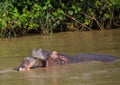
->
[75,54,118,62]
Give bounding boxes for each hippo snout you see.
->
[15,57,36,71]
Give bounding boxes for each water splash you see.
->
[0,69,14,74]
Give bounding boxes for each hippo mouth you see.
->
[13,57,36,71]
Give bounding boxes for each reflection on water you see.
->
[0,29,120,85]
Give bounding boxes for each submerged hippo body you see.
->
[31,49,118,67]
[69,54,117,63]
[13,57,36,71]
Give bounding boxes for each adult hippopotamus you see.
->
[13,57,36,71]
[31,48,118,67]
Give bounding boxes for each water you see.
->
[0,29,120,85]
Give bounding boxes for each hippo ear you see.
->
[59,56,68,61]
[39,48,42,51]
[52,51,58,54]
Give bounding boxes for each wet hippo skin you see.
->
[31,48,51,67]
[46,51,68,67]
[31,48,51,61]
[30,48,118,67]
[13,57,36,71]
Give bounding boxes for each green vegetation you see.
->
[0,0,120,37]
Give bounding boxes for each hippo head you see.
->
[46,51,68,67]
[31,48,51,61]
[18,57,36,71]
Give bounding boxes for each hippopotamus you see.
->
[31,48,118,67]
[13,57,36,71]
[46,51,68,67]
[31,48,51,67]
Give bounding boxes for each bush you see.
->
[0,0,120,37]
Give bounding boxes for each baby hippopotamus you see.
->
[14,57,36,71]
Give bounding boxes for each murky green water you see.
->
[0,29,120,85]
